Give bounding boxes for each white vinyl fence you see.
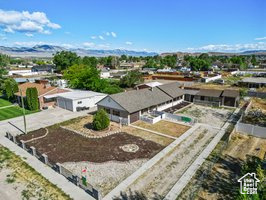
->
[235,122,266,138]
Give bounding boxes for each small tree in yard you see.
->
[26,87,39,111]
[92,109,110,131]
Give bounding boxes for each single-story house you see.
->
[15,82,69,109]
[97,82,184,124]
[44,90,107,112]
[31,65,55,73]
[239,77,266,88]
[192,88,239,107]
[100,68,111,78]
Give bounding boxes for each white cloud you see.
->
[98,35,105,40]
[255,37,266,41]
[83,42,95,48]
[98,43,110,49]
[105,32,110,36]
[0,9,61,34]
[187,42,266,52]
[111,32,117,38]
[25,33,33,37]
[91,36,97,39]
[125,41,133,45]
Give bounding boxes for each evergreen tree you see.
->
[92,109,110,130]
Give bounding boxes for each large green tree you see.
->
[26,87,39,111]
[3,78,18,100]
[53,51,80,71]
[82,56,98,68]
[120,70,144,88]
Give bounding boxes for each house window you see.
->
[113,110,120,116]
[105,108,110,114]
[200,96,204,101]
[77,101,82,104]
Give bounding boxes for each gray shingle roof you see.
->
[109,87,172,113]
[196,89,223,97]
[157,82,184,98]
[222,89,240,98]
[241,77,266,84]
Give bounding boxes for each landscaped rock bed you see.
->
[19,126,164,163]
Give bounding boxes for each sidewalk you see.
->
[0,136,94,200]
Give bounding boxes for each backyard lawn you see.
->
[0,106,37,121]
[133,120,190,137]
[0,98,12,107]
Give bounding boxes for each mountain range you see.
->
[0,45,158,57]
[0,45,265,58]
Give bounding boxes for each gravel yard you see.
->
[124,125,218,199]
[62,159,148,196]
[177,105,233,128]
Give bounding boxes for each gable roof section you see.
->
[222,89,240,98]
[108,87,172,113]
[157,82,184,98]
[196,89,223,97]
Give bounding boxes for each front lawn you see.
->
[0,106,37,121]
[0,98,12,107]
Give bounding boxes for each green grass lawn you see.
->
[0,98,12,107]
[0,106,38,121]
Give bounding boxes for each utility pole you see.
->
[20,89,27,134]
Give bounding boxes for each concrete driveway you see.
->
[0,107,91,136]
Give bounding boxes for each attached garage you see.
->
[57,97,73,111]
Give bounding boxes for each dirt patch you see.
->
[20,127,164,163]
[178,104,233,128]
[123,126,174,146]
[132,120,190,138]
[197,133,266,200]
[17,128,47,141]
[250,98,266,112]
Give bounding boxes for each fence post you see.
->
[42,154,48,164]
[30,146,36,156]
[56,163,62,174]
[21,140,26,149]
[13,136,17,144]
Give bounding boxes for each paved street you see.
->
[0,107,91,136]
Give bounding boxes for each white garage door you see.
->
[57,98,73,111]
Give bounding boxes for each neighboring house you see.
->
[192,88,240,107]
[201,74,222,83]
[97,82,184,124]
[100,68,111,78]
[8,69,32,76]
[44,90,107,112]
[15,82,69,109]
[240,77,266,88]
[31,65,55,73]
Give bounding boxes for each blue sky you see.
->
[0,0,265,52]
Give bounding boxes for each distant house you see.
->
[97,82,184,124]
[100,68,111,78]
[44,90,107,112]
[135,81,163,90]
[15,82,69,109]
[240,77,266,88]
[31,65,55,73]
[192,88,240,107]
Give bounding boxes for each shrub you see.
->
[26,87,39,111]
[92,109,110,130]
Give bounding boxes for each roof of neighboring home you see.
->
[157,82,184,98]
[15,82,66,97]
[196,89,223,97]
[241,77,266,84]
[183,89,200,95]
[32,65,54,71]
[144,81,162,87]
[45,90,106,100]
[222,89,240,98]
[109,87,172,113]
